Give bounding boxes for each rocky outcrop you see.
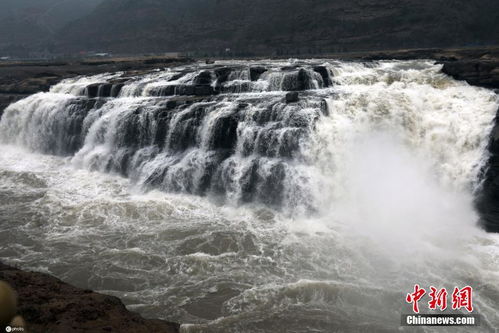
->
[0,73,62,119]
[0,56,193,117]
[433,52,499,233]
[0,262,180,333]
[441,61,499,89]
[250,67,267,81]
[476,109,499,233]
[285,92,299,103]
[339,46,499,91]
[85,81,127,98]
[313,66,332,87]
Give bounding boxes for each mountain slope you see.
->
[58,0,499,55]
[0,0,103,55]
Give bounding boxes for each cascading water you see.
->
[0,62,330,213]
[0,59,498,332]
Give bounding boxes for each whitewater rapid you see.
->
[0,60,498,332]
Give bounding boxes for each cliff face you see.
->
[58,0,499,55]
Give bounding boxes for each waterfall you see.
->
[0,59,497,219]
[2,59,499,332]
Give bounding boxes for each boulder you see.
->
[193,70,212,85]
[0,281,17,328]
[86,83,123,98]
[85,83,100,98]
[282,69,314,91]
[313,66,332,87]
[166,100,177,110]
[211,112,239,150]
[476,108,499,232]
[215,67,233,83]
[176,85,195,95]
[110,83,124,97]
[320,99,330,116]
[194,85,215,96]
[151,85,176,97]
[168,73,185,82]
[97,83,113,97]
[250,66,267,81]
[285,92,299,103]
[441,60,499,89]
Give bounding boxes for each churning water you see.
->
[0,60,499,332]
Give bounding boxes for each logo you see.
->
[406,285,473,313]
[403,285,478,327]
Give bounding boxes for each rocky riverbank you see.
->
[0,56,193,118]
[0,262,180,333]
[326,46,499,89]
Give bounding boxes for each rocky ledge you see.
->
[0,262,180,333]
[0,56,193,118]
[441,59,499,90]
[325,46,499,90]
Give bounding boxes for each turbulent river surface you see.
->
[1,59,499,332]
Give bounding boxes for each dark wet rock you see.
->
[32,72,60,79]
[441,60,499,89]
[210,112,239,150]
[476,109,499,233]
[176,85,195,96]
[215,67,233,83]
[214,67,234,93]
[150,85,176,97]
[85,83,100,98]
[259,162,286,207]
[193,70,212,85]
[249,66,267,81]
[166,100,177,110]
[86,82,126,98]
[0,56,192,95]
[167,104,208,151]
[314,66,333,87]
[0,77,59,95]
[0,262,180,333]
[285,92,299,103]
[438,58,499,232]
[166,95,209,106]
[281,69,315,91]
[0,56,192,118]
[194,85,215,96]
[98,83,112,97]
[29,98,102,156]
[238,103,249,110]
[110,83,124,97]
[167,84,217,96]
[320,99,330,116]
[168,73,185,82]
